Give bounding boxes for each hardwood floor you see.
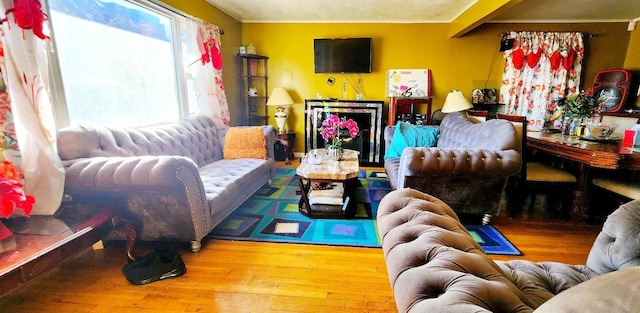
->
[0,163,604,312]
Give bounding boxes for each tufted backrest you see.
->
[586,199,640,274]
[437,112,519,151]
[378,188,535,312]
[57,115,222,168]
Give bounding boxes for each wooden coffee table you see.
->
[296,149,360,218]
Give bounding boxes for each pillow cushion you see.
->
[223,127,266,160]
[384,121,439,159]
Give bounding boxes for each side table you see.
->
[277,131,295,164]
[0,205,136,296]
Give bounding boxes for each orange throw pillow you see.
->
[223,127,266,160]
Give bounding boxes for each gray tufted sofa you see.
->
[384,112,522,224]
[378,188,640,313]
[57,115,276,252]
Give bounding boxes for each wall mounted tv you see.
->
[314,38,372,73]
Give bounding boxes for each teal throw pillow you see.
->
[384,121,440,159]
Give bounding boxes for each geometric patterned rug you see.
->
[206,167,521,255]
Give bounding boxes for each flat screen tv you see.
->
[314,38,372,73]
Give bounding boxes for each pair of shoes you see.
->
[122,246,186,285]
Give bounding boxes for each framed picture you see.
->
[483,88,497,104]
[595,87,624,112]
[472,89,484,104]
[593,69,632,113]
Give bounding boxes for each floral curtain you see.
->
[0,0,65,216]
[499,31,584,131]
[184,19,230,127]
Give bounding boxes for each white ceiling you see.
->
[204,0,640,24]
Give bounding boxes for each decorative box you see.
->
[386,69,431,98]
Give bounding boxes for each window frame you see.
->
[44,0,192,129]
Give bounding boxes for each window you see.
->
[47,0,189,128]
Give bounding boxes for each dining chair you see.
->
[467,110,488,123]
[588,176,640,222]
[497,114,578,219]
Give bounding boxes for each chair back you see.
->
[430,109,446,125]
[600,114,639,137]
[467,110,488,123]
[497,114,527,181]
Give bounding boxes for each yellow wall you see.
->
[241,22,631,153]
[156,0,635,154]
[624,27,640,107]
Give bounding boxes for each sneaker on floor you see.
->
[124,249,186,285]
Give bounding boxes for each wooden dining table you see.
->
[526,131,640,217]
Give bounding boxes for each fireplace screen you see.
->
[305,100,383,165]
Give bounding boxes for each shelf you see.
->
[238,54,268,126]
[237,53,269,60]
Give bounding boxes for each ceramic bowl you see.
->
[587,123,617,138]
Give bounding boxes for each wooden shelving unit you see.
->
[238,54,269,126]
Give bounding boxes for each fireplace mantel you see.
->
[304,99,384,165]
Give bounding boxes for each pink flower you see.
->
[319,114,359,148]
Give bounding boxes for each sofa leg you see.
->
[190,240,202,252]
[482,214,492,225]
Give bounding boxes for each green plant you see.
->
[562,88,604,119]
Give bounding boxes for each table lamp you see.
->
[441,90,473,113]
[267,87,294,133]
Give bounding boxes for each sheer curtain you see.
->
[0,0,64,215]
[499,31,584,131]
[184,19,230,127]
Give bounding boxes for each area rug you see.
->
[206,167,521,255]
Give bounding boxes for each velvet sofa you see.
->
[56,115,276,252]
[383,112,522,224]
[378,188,640,313]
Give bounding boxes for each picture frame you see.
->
[472,89,484,105]
[483,88,497,104]
[593,69,632,113]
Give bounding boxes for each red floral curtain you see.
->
[184,19,230,127]
[0,0,65,217]
[499,31,584,131]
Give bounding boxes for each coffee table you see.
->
[296,149,360,218]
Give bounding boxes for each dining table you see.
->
[526,130,640,218]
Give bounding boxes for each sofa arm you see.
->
[261,125,277,160]
[396,147,521,184]
[63,155,209,240]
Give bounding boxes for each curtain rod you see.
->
[501,31,593,38]
[147,0,224,34]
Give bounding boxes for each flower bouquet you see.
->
[320,114,359,160]
[562,88,605,119]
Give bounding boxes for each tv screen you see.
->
[314,38,372,73]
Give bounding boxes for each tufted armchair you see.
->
[57,115,276,252]
[384,112,522,224]
[378,188,640,313]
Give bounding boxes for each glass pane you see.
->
[49,0,180,127]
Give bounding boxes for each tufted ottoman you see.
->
[377,188,640,313]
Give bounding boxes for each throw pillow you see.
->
[384,121,439,159]
[223,127,266,160]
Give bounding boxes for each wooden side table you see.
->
[0,206,136,296]
[277,131,295,164]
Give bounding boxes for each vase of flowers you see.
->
[320,113,359,161]
[560,88,605,136]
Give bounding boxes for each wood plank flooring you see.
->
[0,163,604,312]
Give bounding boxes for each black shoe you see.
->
[122,251,157,274]
[124,249,186,285]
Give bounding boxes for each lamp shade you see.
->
[267,87,294,107]
[441,90,473,113]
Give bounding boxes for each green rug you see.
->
[206,167,521,255]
